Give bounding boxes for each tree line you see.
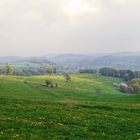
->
[99,67,140,81]
[79,69,97,74]
[99,67,140,94]
[0,65,57,76]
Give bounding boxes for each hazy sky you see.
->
[0,0,140,56]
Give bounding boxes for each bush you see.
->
[45,80,58,88]
[64,74,71,82]
[128,78,140,93]
[45,80,53,87]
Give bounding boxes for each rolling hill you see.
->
[50,52,140,70]
[0,74,140,139]
[1,52,140,71]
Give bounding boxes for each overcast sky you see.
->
[0,0,140,56]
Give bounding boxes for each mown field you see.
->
[0,74,140,140]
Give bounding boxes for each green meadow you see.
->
[0,74,140,140]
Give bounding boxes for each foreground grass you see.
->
[0,74,140,140]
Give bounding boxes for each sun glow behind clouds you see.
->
[63,0,94,17]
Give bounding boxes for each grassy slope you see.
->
[0,74,140,140]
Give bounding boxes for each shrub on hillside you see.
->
[64,74,71,82]
[128,78,140,93]
[45,80,58,88]
[45,80,54,87]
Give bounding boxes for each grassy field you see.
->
[0,74,140,140]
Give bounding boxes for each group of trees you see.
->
[0,65,72,77]
[0,65,58,76]
[21,66,57,76]
[79,69,97,74]
[128,78,140,93]
[0,65,14,75]
[44,74,71,88]
[120,78,140,94]
[99,67,140,81]
[100,67,140,94]
[46,66,56,75]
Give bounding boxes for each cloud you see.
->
[0,0,140,56]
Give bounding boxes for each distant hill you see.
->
[0,56,56,67]
[1,52,140,70]
[0,56,23,63]
[50,52,140,70]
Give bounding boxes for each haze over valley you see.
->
[0,0,140,140]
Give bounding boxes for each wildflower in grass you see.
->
[58,123,64,126]
[0,131,3,135]
[13,134,20,138]
[93,132,96,135]
[48,120,54,124]
[83,127,87,132]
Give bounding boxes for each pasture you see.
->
[0,74,140,140]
